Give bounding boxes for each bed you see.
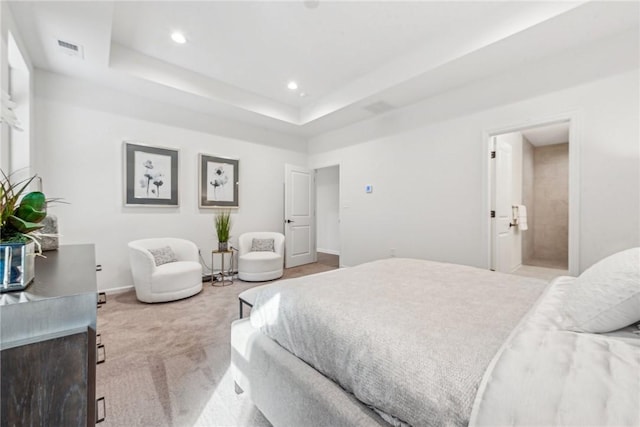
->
[231,249,640,426]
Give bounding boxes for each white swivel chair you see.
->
[128,238,203,303]
[237,232,285,282]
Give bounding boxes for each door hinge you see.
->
[490,210,495,218]
[490,151,496,159]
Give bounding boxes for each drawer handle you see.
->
[97,292,107,307]
[96,333,102,346]
[96,396,106,423]
[97,344,106,364]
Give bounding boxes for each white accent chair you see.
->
[128,238,203,303]
[238,232,285,282]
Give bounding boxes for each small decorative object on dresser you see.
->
[0,171,58,292]
[39,214,59,251]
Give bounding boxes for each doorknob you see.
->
[285,219,295,223]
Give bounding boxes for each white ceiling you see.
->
[522,122,570,147]
[7,1,640,138]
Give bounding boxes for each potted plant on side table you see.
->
[214,210,232,252]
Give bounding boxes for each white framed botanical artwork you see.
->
[124,142,179,207]
[198,154,239,208]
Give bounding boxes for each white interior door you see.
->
[491,134,522,272]
[284,164,316,268]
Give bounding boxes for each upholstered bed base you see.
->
[231,319,389,427]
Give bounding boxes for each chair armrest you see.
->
[170,239,199,262]
[128,246,157,281]
[274,237,285,257]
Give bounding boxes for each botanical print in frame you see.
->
[199,154,239,208]
[124,142,179,206]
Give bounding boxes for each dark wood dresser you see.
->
[0,244,100,426]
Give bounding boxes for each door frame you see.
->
[483,111,581,276]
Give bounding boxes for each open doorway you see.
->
[315,165,340,268]
[490,121,573,280]
[521,124,570,272]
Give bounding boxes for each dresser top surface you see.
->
[0,244,96,306]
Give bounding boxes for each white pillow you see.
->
[148,246,178,266]
[561,247,640,333]
[251,238,275,252]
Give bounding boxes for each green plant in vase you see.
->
[1,172,48,244]
[214,210,232,251]
[0,171,59,289]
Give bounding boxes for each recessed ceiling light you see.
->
[287,81,298,91]
[171,32,186,44]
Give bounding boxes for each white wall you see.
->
[34,71,307,291]
[316,165,340,255]
[309,70,640,272]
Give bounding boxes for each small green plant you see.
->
[0,171,58,244]
[214,210,232,243]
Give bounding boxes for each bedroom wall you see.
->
[308,69,640,273]
[33,71,307,291]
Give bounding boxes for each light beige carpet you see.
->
[97,255,338,427]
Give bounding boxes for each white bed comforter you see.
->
[470,276,640,426]
[250,258,546,426]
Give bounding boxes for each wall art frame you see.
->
[199,153,239,208]
[124,141,179,207]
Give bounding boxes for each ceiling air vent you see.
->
[363,101,394,115]
[57,39,84,59]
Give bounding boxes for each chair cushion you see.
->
[148,246,178,266]
[239,252,283,275]
[241,252,281,261]
[151,261,202,294]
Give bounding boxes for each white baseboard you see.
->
[102,285,134,295]
[317,248,340,256]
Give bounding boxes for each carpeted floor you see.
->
[97,254,338,427]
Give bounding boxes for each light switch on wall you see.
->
[365,184,373,193]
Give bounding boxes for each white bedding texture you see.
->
[471,274,640,426]
[234,248,640,427]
